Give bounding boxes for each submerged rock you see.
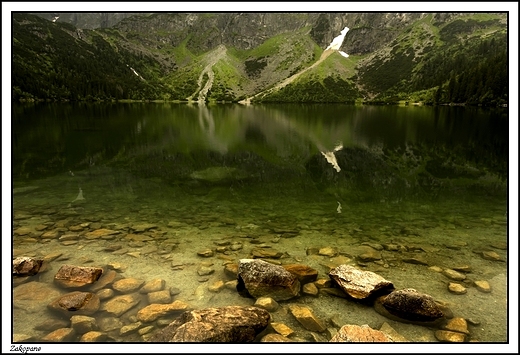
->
[54,265,103,289]
[328,264,394,300]
[289,305,327,332]
[330,324,394,342]
[100,294,141,317]
[435,330,467,342]
[377,288,445,323]
[237,259,300,301]
[48,291,100,316]
[136,301,189,322]
[147,306,270,342]
[13,257,43,276]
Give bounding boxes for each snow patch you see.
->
[326,26,349,51]
[127,64,145,81]
[320,142,344,172]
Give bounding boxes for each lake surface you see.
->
[9,102,510,346]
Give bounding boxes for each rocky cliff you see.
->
[14,12,508,105]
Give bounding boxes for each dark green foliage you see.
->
[12,13,508,106]
[440,18,501,43]
[256,75,359,103]
[244,57,267,78]
[12,13,165,101]
[358,48,415,93]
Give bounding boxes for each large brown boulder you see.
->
[328,264,394,300]
[147,306,270,342]
[54,265,103,289]
[48,291,100,316]
[237,259,300,301]
[375,288,445,324]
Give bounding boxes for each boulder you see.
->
[54,265,103,289]
[48,291,100,316]
[147,306,270,342]
[330,324,394,342]
[375,288,445,324]
[13,257,43,276]
[237,259,300,301]
[328,264,394,300]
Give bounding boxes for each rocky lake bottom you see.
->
[9,169,509,346]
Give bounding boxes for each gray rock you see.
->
[147,306,270,342]
[328,264,394,300]
[237,259,300,301]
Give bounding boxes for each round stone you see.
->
[448,282,467,295]
[474,280,492,293]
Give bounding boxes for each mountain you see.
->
[30,13,142,29]
[12,12,508,106]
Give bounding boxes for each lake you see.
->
[9,102,509,345]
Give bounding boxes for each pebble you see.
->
[197,249,214,257]
[208,280,225,293]
[443,317,469,335]
[474,280,492,293]
[448,282,467,295]
[481,250,502,261]
[435,330,467,342]
[442,268,466,281]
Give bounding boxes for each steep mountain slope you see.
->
[12,12,508,106]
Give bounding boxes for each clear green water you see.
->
[8,102,511,346]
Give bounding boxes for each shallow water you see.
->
[8,102,510,346]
